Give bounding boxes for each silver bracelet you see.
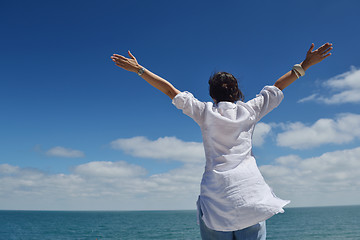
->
[137,67,145,76]
[292,64,305,76]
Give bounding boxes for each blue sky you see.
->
[1,0,360,210]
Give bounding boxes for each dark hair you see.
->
[208,72,244,103]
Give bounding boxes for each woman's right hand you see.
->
[111,50,141,73]
[301,43,333,70]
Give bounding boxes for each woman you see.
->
[111,43,333,240]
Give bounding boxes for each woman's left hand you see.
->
[111,50,141,73]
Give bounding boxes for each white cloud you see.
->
[0,163,19,175]
[253,122,272,147]
[276,113,360,149]
[1,137,206,210]
[110,136,205,163]
[274,155,302,167]
[2,134,360,210]
[73,161,147,178]
[0,159,203,210]
[299,66,360,104]
[2,146,360,209]
[260,147,360,207]
[46,146,85,158]
[297,93,318,103]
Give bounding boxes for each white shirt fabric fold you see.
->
[172,85,290,231]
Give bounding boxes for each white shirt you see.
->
[172,85,290,231]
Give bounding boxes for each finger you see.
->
[317,42,332,52]
[111,56,121,61]
[321,47,333,55]
[308,43,315,53]
[113,54,127,59]
[128,50,136,60]
[322,52,332,59]
[111,57,125,65]
[111,57,122,63]
[112,56,128,64]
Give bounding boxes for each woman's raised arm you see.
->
[111,51,180,99]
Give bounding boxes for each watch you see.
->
[137,67,145,76]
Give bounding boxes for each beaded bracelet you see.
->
[293,69,300,79]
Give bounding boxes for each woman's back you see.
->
[173,86,290,231]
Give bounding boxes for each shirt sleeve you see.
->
[172,91,206,125]
[246,85,284,121]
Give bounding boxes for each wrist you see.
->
[136,66,145,76]
[300,60,311,71]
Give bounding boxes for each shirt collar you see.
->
[215,101,237,109]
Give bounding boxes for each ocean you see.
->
[1,205,359,239]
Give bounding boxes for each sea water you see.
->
[1,206,359,239]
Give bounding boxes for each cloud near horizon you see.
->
[299,66,360,104]
[1,144,359,210]
[260,146,360,207]
[0,159,203,210]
